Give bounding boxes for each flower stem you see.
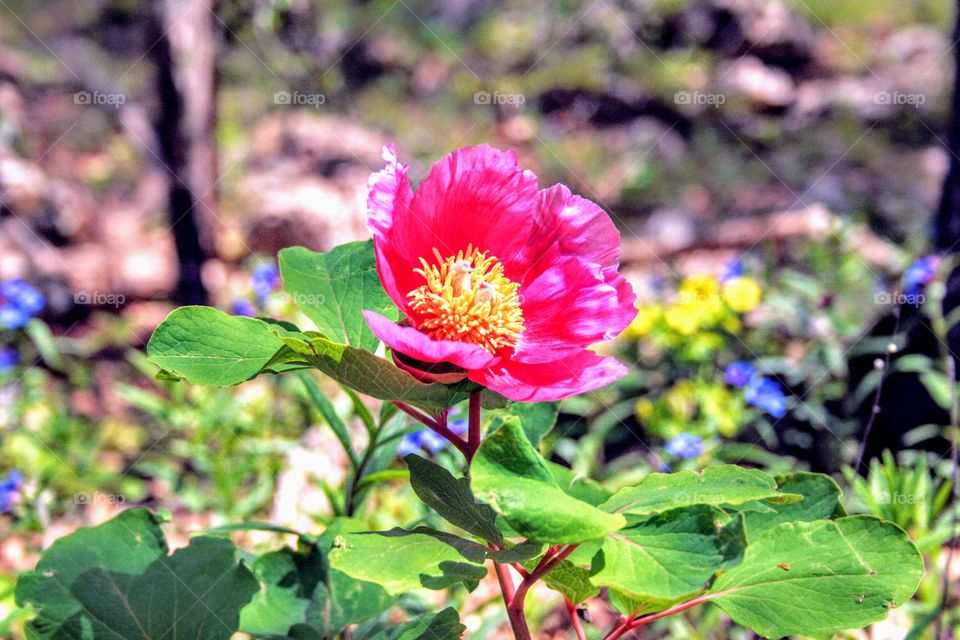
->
[391,401,471,458]
[565,598,587,640]
[467,390,482,461]
[493,561,531,639]
[507,545,578,626]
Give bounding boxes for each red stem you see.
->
[492,560,531,639]
[566,598,587,640]
[467,390,481,461]
[603,594,718,640]
[392,401,471,458]
[508,544,578,619]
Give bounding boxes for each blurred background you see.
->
[2,0,960,637]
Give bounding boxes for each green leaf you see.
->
[520,556,598,604]
[405,454,502,545]
[510,401,560,445]
[471,419,625,543]
[17,510,257,640]
[147,306,286,385]
[592,505,739,614]
[548,462,612,506]
[239,549,312,636]
[241,521,394,638]
[272,330,465,412]
[710,516,924,639]
[600,466,801,516]
[743,472,846,538]
[486,540,545,564]
[279,242,397,351]
[359,608,465,640]
[328,529,485,594]
[920,370,952,410]
[307,568,394,635]
[16,510,167,636]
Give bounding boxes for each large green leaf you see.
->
[471,419,625,543]
[239,539,393,639]
[548,462,612,506]
[17,509,257,640]
[405,454,503,545]
[239,548,313,636]
[710,516,924,639]
[148,307,464,411]
[278,242,397,351]
[510,401,560,445]
[147,306,287,385]
[600,466,801,516]
[592,505,740,614]
[328,529,486,594]
[271,329,470,412]
[357,608,465,640]
[742,472,846,538]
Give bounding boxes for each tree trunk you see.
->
[151,0,218,305]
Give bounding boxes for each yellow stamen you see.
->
[407,245,525,354]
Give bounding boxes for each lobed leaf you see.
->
[600,465,801,516]
[471,418,626,543]
[709,516,924,639]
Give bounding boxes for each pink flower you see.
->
[364,144,636,402]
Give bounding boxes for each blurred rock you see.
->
[730,0,815,69]
[236,112,383,255]
[720,55,796,109]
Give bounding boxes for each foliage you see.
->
[13,240,929,640]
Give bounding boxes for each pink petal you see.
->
[470,350,628,402]
[392,145,541,297]
[367,145,416,308]
[518,184,623,282]
[363,311,499,370]
[510,255,636,363]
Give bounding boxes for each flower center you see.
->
[407,245,525,354]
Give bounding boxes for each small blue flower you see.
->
[0,279,45,329]
[0,470,23,513]
[721,259,744,283]
[0,304,31,329]
[664,433,704,459]
[398,429,449,456]
[0,279,45,315]
[724,361,756,388]
[448,417,468,436]
[252,263,280,305]
[745,376,787,418]
[0,345,19,372]
[903,256,939,295]
[231,298,256,317]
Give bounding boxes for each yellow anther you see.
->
[407,245,524,354]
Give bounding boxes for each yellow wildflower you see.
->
[722,276,762,313]
[626,304,662,338]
